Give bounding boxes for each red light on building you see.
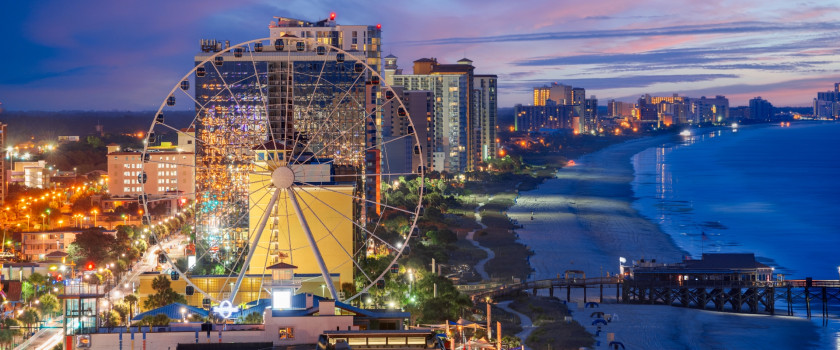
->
[329,12,336,20]
[86,262,95,271]
[376,23,382,30]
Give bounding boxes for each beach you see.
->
[508,135,686,280]
[506,133,825,349]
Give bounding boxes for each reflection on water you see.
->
[631,124,840,348]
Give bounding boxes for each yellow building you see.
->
[136,146,357,311]
[247,147,354,285]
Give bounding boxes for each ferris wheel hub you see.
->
[272,166,295,189]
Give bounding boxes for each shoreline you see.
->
[504,132,824,349]
[508,134,687,280]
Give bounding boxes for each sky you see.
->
[1,0,839,110]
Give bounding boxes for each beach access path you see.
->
[496,300,535,341]
[465,200,494,280]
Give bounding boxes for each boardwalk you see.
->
[467,277,840,318]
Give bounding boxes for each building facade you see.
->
[513,103,574,132]
[474,75,498,161]
[107,150,195,198]
[392,67,467,172]
[813,83,840,119]
[748,97,773,120]
[388,57,497,172]
[193,15,379,257]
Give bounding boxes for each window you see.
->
[278,327,294,340]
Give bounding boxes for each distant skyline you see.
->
[1,0,839,110]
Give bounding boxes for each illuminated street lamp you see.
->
[91,209,98,227]
[25,214,30,230]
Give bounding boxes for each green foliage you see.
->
[69,228,117,265]
[237,312,263,324]
[18,308,40,330]
[424,229,457,245]
[137,314,173,329]
[414,275,471,323]
[0,318,21,348]
[20,281,35,302]
[113,301,130,326]
[101,310,122,328]
[38,293,59,317]
[143,275,186,310]
[501,335,521,349]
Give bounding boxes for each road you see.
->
[14,234,188,350]
[14,316,63,350]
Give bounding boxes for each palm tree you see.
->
[38,294,59,319]
[27,273,47,298]
[124,294,139,323]
[18,309,40,338]
[0,318,21,349]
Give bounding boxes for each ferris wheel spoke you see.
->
[295,181,419,217]
[292,185,400,252]
[310,130,417,170]
[289,47,349,162]
[289,62,370,166]
[228,187,279,302]
[246,43,277,149]
[196,62,262,112]
[289,186,374,285]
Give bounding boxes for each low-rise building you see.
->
[626,253,775,284]
[21,229,115,261]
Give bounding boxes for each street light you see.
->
[91,209,98,227]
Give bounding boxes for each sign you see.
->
[212,300,238,319]
[77,334,91,348]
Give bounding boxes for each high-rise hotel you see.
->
[193,15,381,272]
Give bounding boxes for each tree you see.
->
[27,273,48,298]
[501,335,521,349]
[143,275,186,310]
[101,310,121,329]
[124,294,139,322]
[0,318,21,349]
[112,302,130,326]
[238,312,263,324]
[70,229,117,265]
[18,309,40,336]
[38,294,59,318]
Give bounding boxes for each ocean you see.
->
[631,122,840,280]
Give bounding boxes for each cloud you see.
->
[500,74,739,93]
[400,21,840,46]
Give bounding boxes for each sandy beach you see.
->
[507,135,824,349]
[508,135,686,280]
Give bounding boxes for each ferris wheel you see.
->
[138,36,424,307]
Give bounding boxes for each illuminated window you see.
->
[278,327,294,340]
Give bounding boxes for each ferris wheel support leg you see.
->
[230,188,280,302]
[288,188,340,300]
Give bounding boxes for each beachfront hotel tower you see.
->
[387,56,498,172]
[193,15,380,268]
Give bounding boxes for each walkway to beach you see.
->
[465,200,494,280]
[497,300,536,340]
